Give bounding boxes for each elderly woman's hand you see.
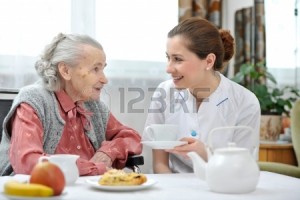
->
[166,137,208,161]
[90,152,112,167]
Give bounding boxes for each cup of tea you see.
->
[144,124,179,141]
[39,154,79,185]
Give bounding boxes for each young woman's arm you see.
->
[153,149,172,173]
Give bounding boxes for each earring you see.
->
[206,67,209,70]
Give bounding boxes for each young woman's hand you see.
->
[166,137,208,161]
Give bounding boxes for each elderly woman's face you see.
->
[63,44,108,102]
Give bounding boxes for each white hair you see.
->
[35,33,104,91]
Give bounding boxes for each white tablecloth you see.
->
[1,172,299,200]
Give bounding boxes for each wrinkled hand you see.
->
[166,137,208,161]
[90,152,112,168]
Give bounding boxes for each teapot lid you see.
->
[214,142,249,154]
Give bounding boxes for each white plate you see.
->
[2,192,67,200]
[141,141,187,149]
[85,178,157,191]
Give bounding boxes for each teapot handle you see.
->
[145,126,155,140]
[207,126,258,158]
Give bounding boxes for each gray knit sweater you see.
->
[0,82,109,176]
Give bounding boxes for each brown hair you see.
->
[168,17,234,71]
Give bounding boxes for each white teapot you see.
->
[187,126,260,194]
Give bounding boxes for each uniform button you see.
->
[191,130,197,137]
[26,132,32,137]
[77,145,81,150]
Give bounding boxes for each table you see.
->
[1,172,300,200]
[259,142,297,166]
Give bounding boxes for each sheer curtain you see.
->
[0,0,71,89]
[265,0,299,88]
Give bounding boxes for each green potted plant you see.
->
[231,61,300,141]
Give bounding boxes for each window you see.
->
[264,0,300,86]
[0,0,178,88]
[0,0,71,88]
[0,0,71,56]
[95,0,178,79]
[265,0,297,69]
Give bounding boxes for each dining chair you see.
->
[0,88,19,142]
[258,99,300,178]
[0,88,144,173]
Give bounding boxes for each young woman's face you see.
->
[166,35,209,91]
[64,45,108,102]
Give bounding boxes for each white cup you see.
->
[39,154,80,185]
[145,124,179,141]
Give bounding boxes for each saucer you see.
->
[141,141,187,149]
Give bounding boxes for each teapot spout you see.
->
[187,152,206,180]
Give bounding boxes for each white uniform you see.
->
[143,73,261,173]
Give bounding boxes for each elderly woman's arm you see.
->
[95,113,142,169]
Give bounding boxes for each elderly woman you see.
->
[0,33,142,176]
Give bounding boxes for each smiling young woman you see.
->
[143,17,261,174]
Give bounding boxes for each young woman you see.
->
[143,17,260,173]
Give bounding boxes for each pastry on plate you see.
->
[99,169,147,186]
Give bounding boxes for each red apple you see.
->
[29,160,65,195]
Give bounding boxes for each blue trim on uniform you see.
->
[216,97,228,106]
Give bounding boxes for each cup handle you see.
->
[145,126,155,140]
[38,156,50,163]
